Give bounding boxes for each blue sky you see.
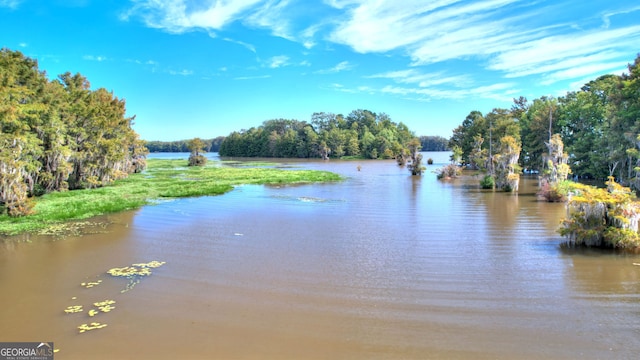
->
[1,0,639,141]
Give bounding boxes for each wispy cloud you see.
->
[168,69,193,76]
[315,61,354,74]
[223,37,256,53]
[0,0,21,9]
[83,55,108,62]
[122,0,640,101]
[379,82,518,102]
[265,55,290,68]
[122,0,262,33]
[367,69,472,88]
[234,74,271,80]
[326,0,640,86]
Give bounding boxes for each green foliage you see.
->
[219,111,415,160]
[145,137,224,153]
[559,177,640,249]
[187,138,207,166]
[407,138,426,175]
[0,48,146,216]
[420,135,449,151]
[447,53,640,193]
[0,159,342,235]
[449,111,486,167]
[480,175,494,189]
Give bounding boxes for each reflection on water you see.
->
[1,153,640,359]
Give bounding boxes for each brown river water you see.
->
[1,152,640,359]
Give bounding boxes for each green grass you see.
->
[0,158,342,236]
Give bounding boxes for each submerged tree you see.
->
[559,177,640,249]
[538,134,571,201]
[187,137,207,166]
[407,138,425,175]
[493,135,521,192]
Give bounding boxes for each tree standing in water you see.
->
[407,138,425,175]
[187,137,207,166]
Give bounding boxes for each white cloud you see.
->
[245,0,294,41]
[123,0,262,33]
[234,74,272,80]
[265,55,290,68]
[83,55,108,61]
[168,69,193,76]
[379,82,517,102]
[0,0,21,9]
[326,0,640,86]
[123,0,640,103]
[367,69,471,88]
[315,60,354,74]
[223,37,256,53]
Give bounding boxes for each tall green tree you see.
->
[520,97,560,173]
[0,49,146,216]
[449,110,485,167]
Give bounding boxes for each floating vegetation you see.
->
[64,261,164,334]
[107,261,166,293]
[132,261,166,268]
[107,266,151,277]
[78,322,107,333]
[80,280,102,288]
[37,221,109,238]
[94,300,116,313]
[64,305,83,314]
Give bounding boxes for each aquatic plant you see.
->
[0,159,341,236]
[64,305,83,314]
[78,322,107,333]
[80,280,102,288]
[107,261,165,292]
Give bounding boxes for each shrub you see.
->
[480,175,494,189]
[188,154,207,167]
[436,164,461,180]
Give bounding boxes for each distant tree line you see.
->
[0,49,146,216]
[449,53,640,191]
[219,110,416,160]
[420,135,449,151]
[145,137,224,153]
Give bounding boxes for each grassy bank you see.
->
[0,158,342,236]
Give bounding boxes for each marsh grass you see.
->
[0,159,341,236]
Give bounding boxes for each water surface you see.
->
[1,153,639,359]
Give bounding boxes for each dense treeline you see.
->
[145,137,224,153]
[420,135,449,151]
[219,110,415,160]
[0,49,146,216]
[449,54,640,191]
